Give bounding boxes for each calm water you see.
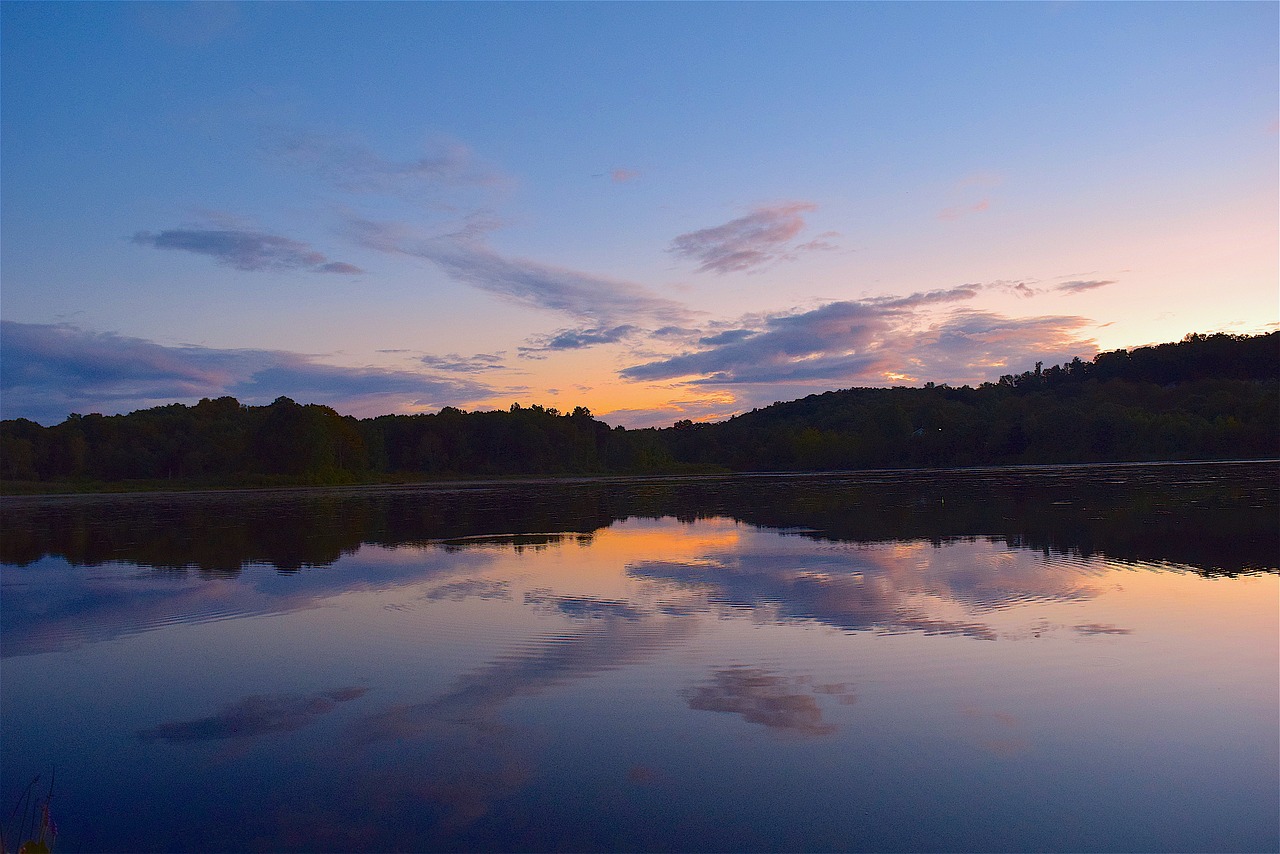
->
[2,462,1277,852]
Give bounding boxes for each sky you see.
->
[2,1,1276,427]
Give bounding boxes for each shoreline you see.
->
[3,457,1275,502]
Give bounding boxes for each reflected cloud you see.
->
[351,613,694,749]
[1,543,498,658]
[424,579,511,602]
[684,666,852,735]
[524,589,647,621]
[332,603,696,839]
[959,706,1030,757]
[1073,623,1133,636]
[629,549,1007,640]
[139,687,367,742]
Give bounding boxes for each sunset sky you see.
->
[2,2,1276,426]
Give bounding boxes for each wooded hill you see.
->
[2,331,1276,488]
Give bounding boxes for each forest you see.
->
[2,331,1276,490]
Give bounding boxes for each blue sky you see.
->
[2,1,1276,425]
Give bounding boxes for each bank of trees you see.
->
[2,331,1276,487]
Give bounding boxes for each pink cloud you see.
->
[669,202,825,274]
[937,198,991,221]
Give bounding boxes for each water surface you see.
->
[3,462,1277,852]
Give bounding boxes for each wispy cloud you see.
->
[621,286,1095,392]
[669,203,829,274]
[138,687,366,742]
[276,132,507,197]
[938,198,991,221]
[1056,279,1116,294]
[419,353,507,374]
[133,228,363,274]
[519,325,639,355]
[610,168,640,183]
[0,321,498,423]
[351,218,690,326]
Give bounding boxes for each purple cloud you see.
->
[621,286,1095,392]
[519,325,639,355]
[669,203,825,274]
[0,321,497,424]
[1056,279,1116,294]
[277,133,507,197]
[350,218,690,325]
[133,228,363,274]
[684,667,847,736]
[419,353,507,374]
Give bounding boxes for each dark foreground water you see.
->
[2,461,1277,852]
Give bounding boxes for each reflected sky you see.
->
[2,465,1277,852]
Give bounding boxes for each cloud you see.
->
[0,321,497,423]
[351,218,690,325]
[683,666,848,736]
[138,687,366,742]
[598,392,741,430]
[938,198,991,221]
[610,168,640,183]
[277,133,507,197]
[621,287,1095,393]
[621,286,980,386]
[317,261,363,274]
[669,203,824,274]
[133,228,363,274]
[519,324,639,355]
[1056,279,1116,294]
[419,353,507,374]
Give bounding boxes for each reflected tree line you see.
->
[1,332,1276,487]
[3,461,1274,576]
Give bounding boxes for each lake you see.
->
[2,461,1277,852]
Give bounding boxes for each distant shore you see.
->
[4,457,1274,502]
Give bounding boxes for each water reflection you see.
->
[2,463,1275,661]
[684,666,856,735]
[4,461,1275,575]
[139,687,368,743]
[2,463,1277,852]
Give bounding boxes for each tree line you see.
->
[2,331,1276,488]
[6,461,1273,576]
